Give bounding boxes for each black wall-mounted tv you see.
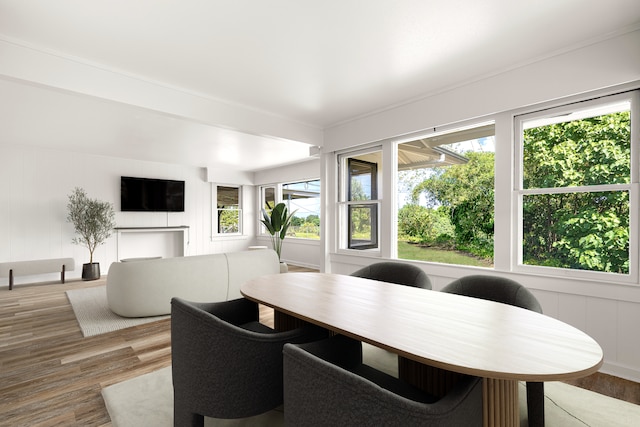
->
[121,176,185,212]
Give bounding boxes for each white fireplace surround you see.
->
[115,226,189,261]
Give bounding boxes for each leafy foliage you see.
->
[261,202,296,260]
[67,187,116,263]
[218,209,239,233]
[398,204,454,245]
[523,112,630,188]
[522,112,630,273]
[410,151,495,260]
[291,214,320,239]
[347,178,374,238]
[401,110,631,273]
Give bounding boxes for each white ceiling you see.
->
[0,0,639,170]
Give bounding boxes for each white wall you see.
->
[0,144,255,286]
[0,144,322,282]
[255,235,321,270]
[324,29,640,151]
[321,29,640,382]
[254,158,320,185]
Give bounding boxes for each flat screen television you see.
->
[121,176,185,212]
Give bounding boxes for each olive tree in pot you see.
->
[260,202,296,273]
[67,187,116,280]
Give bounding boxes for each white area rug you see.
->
[517,382,640,427]
[66,286,169,337]
[102,367,283,427]
[363,344,640,426]
[103,361,640,427]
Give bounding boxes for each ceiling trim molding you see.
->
[0,36,323,147]
[323,29,640,153]
[325,23,640,131]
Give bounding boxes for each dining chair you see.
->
[350,261,432,289]
[440,274,545,427]
[283,334,483,426]
[350,261,432,377]
[170,297,328,427]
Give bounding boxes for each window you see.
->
[515,92,636,279]
[262,186,276,211]
[396,123,495,267]
[259,180,321,240]
[214,185,241,234]
[282,180,321,239]
[339,149,381,250]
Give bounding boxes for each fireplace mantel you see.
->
[114,226,190,260]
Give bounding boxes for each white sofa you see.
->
[106,249,280,317]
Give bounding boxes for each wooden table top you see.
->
[241,272,603,381]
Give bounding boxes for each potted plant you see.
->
[260,202,296,272]
[67,187,116,280]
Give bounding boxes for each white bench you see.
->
[0,258,75,290]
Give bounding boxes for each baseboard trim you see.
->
[600,360,640,383]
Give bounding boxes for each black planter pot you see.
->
[82,262,101,281]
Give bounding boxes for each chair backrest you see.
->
[350,261,432,289]
[283,335,483,427]
[440,275,545,426]
[440,275,542,313]
[170,297,327,423]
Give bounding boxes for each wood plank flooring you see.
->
[1,265,638,426]
[0,277,172,426]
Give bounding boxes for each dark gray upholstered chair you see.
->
[350,261,432,289]
[283,334,482,427]
[440,275,545,427]
[170,297,328,427]
[351,261,432,376]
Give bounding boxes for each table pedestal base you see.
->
[277,312,520,426]
[274,310,304,331]
[483,378,519,427]
[399,357,519,427]
[398,356,466,397]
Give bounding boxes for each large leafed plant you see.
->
[260,202,296,260]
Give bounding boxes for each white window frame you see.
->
[212,184,242,236]
[282,179,321,240]
[513,91,639,284]
[260,185,278,211]
[259,180,322,240]
[393,120,497,266]
[258,184,280,237]
[337,146,382,253]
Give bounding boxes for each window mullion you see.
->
[519,183,631,196]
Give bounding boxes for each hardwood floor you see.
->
[1,265,638,426]
[0,278,171,426]
[0,265,311,426]
[565,372,640,407]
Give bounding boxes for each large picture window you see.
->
[259,180,321,240]
[515,92,636,279]
[396,123,495,267]
[282,180,321,239]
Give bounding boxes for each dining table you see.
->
[240,272,604,427]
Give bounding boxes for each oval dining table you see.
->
[241,272,604,427]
